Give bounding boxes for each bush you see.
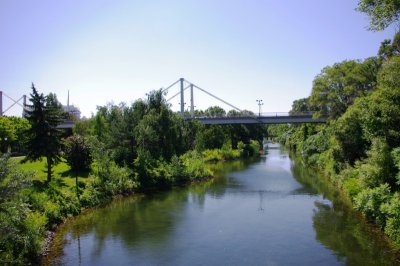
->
[28,182,81,225]
[358,138,396,188]
[202,149,224,162]
[343,178,362,199]
[354,183,391,227]
[381,193,400,247]
[180,151,213,181]
[93,159,137,196]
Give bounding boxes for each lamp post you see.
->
[256,99,264,116]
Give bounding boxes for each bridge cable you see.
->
[161,79,181,94]
[188,82,242,112]
[166,84,191,102]
[2,93,25,114]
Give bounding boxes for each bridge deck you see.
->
[189,115,326,125]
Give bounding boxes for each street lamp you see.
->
[256,99,264,116]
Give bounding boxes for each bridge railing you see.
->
[188,111,317,119]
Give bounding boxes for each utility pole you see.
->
[256,99,263,116]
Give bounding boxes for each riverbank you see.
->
[1,145,260,264]
[43,145,400,265]
[282,139,400,250]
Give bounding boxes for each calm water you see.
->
[45,145,400,265]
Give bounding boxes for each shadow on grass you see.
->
[31,178,69,191]
[60,169,90,178]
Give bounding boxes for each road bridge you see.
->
[163,78,326,125]
[189,113,326,125]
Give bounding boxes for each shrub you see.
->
[381,193,400,247]
[180,151,212,181]
[343,178,362,199]
[354,183,391,227]
[358,138,396,188]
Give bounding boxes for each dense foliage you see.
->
[0,84,264,263]
[271,31,400,247]
[357,0,400,31]
[0,154,43,264]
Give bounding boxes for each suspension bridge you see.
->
[162,78,326,124]
[0,78,326,126]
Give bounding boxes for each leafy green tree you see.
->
[92,112,108,141]
[310,59,380,120]
[133,90,184,161]
[25,84,64,182]
[195,125,226,150]
[0,117,16,153]
[63,134,92,197]
[205,106,226,117]
[8,117,30,154]
[378,32,400,59]
[333,101,368,165]
[73,118,91,136]
[377,55,400,88]
[290,97,315,115]
[357,0,400,31]
[359,57,400,147]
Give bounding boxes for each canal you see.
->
[45,144,400,265]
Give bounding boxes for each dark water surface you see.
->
[45,145,400,265]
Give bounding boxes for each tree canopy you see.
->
[357,0,400,31]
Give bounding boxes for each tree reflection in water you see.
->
[291,152,400,265]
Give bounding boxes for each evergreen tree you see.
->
[25,84,63,182]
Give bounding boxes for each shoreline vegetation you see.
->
[268,31,400,249]
[2,2,400,263]
[41,146,261,264]
[0,87,264,264]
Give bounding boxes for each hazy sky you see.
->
[0,0,395,117]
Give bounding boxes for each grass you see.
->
[11,157,90,189]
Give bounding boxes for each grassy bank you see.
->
[1,145,259,264]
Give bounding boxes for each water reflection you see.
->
[45,146,400,265]
[291,152,400,265]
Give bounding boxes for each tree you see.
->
[205,106,226,117]
[195,125,226,150]
[360,56,400,147]
[333,101,367,165]
[64,135,92,198]
[25,84,63,182]
[309,59,380,119]
[290,97,315,115]
[357,0,400,31]
[133,90,184,161]
[0,116,30,154]
[63,135,92,173]
[0,117,16,153]
[377,32,400,60]
[8,117,30,154]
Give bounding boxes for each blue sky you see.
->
[0,0,395,117]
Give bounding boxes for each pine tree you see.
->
[25,84,63,182]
